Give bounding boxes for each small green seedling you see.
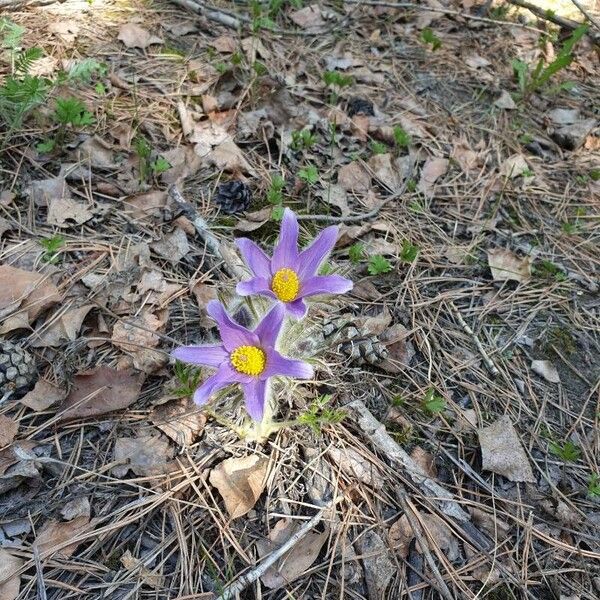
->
[420,28,442,51]
[400,239,419,263]
[291,128,317,151]
[322,70,353,104]
[40,235,65,264]
[151,156,171,175]
[271,204,284,221]
[549,440,581,462]
[590,169,600,181]
[393,125,411,148]
[172,362,203,398]
[371,141,388,155]
[297,394,346,434]
[422,388,446,415]
[298,165,319,185]
[535,260,567,282]
[252,61,268,76]
[367,255,392,275]
[36,138,55,154]
[67,58,107,84]
[587,473,600,498]
[266,174,285,205]
[348,242,365,264]
[54,97,94,127]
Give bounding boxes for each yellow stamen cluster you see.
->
[230,345,266,376]
[271,268,300,302]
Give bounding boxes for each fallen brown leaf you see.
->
[368,153,402,191]
[212,35,237,53]
[31,304,93,347]
[47,197,93,227]
[531,359,560,383]
[118,23,163,49]
[487,248,532,282]
[60,496,91,521]
[388,514,412,558]
[35,515,93,558]
[418,157,448,196]
[478,415,535,482]
[356,531,395,600]
[337,162,371,193]
[205,139,253,174]
[59,367,144,421]
[290,5,325,29]
[151,228,190,265]
[328,446,383,488]
[500,154,530,179]
[0,415,18,448]
[150,397,206,446]
[124,190,168,220]
[0,548,23,600]
[27,176,70,207]
[112,432,175,477]
[209,454,269,519]
[112,311,163,353]
[121,550,164,589]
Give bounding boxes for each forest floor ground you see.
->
[0,1,599,599]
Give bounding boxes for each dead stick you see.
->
[215,496,343,600]
[344,400,470,522]
[448,301,500,377]
[570,0,600,32]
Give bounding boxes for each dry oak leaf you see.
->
[27,176,71,207]
[34,515,93,558]
[112,432,175,477]
[367,153,402,191]
[0,415,18,448]
[478,415,535,482]
[31,304,93,348]
[212,35,237,53]
[356,531,395,600]
[205,140,254,174]
[121,550,164,589]
[151,228,190,265]
[487,248,531,282]
[0,265,60,332]
[47,197,93,227]
[418,158,448,196]
[59,366,144,421]
[124,190,168,220]
[118,23,163,49]
[290,5,325,28]
[531,359,560,384]
[209,454,269,519]
[0,547,23,600]
[256,519,329,589]
[112,311,163,352]
[328,446,383,488]
[337,162,371,193]
[388,514,412,558]
[500,154,530,179]
[150,397,206,446]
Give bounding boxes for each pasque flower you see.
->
[235,208,353,319]
[171,300,313,421]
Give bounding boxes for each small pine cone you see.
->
[0,340,37,396]
[347,97,375,117]
[214,181,252,214]
[338,336,389,366]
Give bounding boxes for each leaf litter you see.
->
[0,2,599,599]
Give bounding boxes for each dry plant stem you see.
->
[167,184,246,279]
[396,487,455,600]
[344,400,470,522]
[507,0,586,31]
[570,0,600,31]
[448,301,500,377]
[215,495,343,600]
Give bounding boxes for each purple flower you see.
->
[235,208,353,319]
[171,300,313,421]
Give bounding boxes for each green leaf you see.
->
[549,440,580,462]
[348,242,365,264]
[298,165,318,184]
[94,82,106,95]
[422,388,446,414]
[371,141,388,155]
[68,58,107,83]
[54,97,94,127]
[15,47,43,74]
[322,71,353,88]
[420,28,442,50]
[393,126,411,148]
[367,254,392,275]
[588,474,600,498]
[40,234,65,263]
[151,156,171,174]
[400,239,419,263]
[271,204,284,221]
[36,138,55,154]
[0,18,25,50]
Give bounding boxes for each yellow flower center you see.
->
[230,345,267,376]
[271,268,300,302]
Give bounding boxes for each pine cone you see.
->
[323,318,389,367]
[0,340,37,395]
[214,181,252,214]
[347,97,375,117]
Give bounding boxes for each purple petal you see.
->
[263,349,314,379]
[272,208,299,271]
[236,238,271,278]
[236,277,276,298]
[171,344,228,367]
[300,275,353,298]
[206,300,258,351]
[284,298,308,320]
[193,363,236,406]
[253,303,285,348]
[242,378,268,421]
[297,226,338,279]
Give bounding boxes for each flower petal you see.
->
[171,344,228,367]
[236,238,271,278]
[253,303,285,348]
[284,298,308,320]
[297,225,338,279]
[272,208,299,271]
[193,363,236,406]
[242,378,268,421]
[206,300,259,351]
[263,349,314,379]
[236,277,276,298]
[300,274,353,298]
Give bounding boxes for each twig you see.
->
[448,301,500,377]
[396,487,456,600]
[507,0,585,31]
[215,495,343,600]
[344,400,470,521]
[570,0,600,32]
[167,184,247,280]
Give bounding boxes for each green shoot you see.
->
[348,242,365,264]
[54,97,94,127]
[297,394,346,434]
[40,235,65,264]
[371,141,388,155]
[267,174,286,205]
[298,165,319,185]
[67,58,107,84]
[36,138,55,154]
[271,204,284,221]
[422,388,446,415]
[322,70,353,104]
[393,126,411,148]
[587,473,600,498]
[549,440,581,462]
[172,362,203,398]
[367,255,392,275]
[400,239,419,263]
[420,28,442,50]
[151,156,171,175]
[291,128,317,151]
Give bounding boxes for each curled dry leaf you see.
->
[212,35,237,53]
[209,454,269,519]
[234,207,272,233]
[112,432,176,478]
[0,548,24,600]
[531,359,560,384]
[478,415,535,483]
[0,265,60,333]
[150,397,206,446]
[495,90,516,110]
[34,515,93,558]
[256,518,329,589]
[205,139,253,174]
[318,185,349,216]
[59,366,145,421]
[118,23,163,49]
[290,5,325,29]
[356,531,395,600]
[151,228,190,265]
[47,198,93,227]
[112,311,163,353]
[367,153,402,191]
[500,154,530,179]
[487,248,532,282]
[31,304,93,348]
[0,415,18,448]
[388,513,412,558]
[121,550,164,589]
[328,446,383,488]
[27,176,70,207]
[418,158,448,197]
[337,162,371,193]
[60,497,91,521]
[124,190,168,220]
